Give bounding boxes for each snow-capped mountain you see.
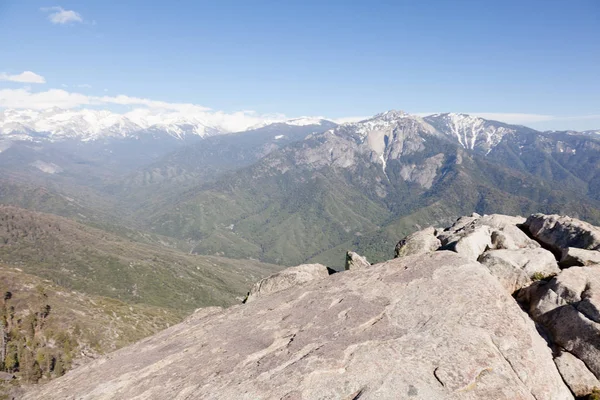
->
[423,113,525,154]
[0,108,337,142]
[262,110,445,185]
[1,107,596,150]
[265,109,599,179]
[0,108,229,141]
[246,116,336,131]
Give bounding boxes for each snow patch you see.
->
[31,160,63,174]
[379,153,389,181]
[434,113,515,151]
[285,117,326,126]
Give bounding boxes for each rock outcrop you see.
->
[445,225,493,261]
[345,251,371,270]
[554,351,600,397]
[406,213,556,293]
[23,212,600,399]
[396,212,600,397]
[478,248,560,293]
[524,213,600,252]
[394,226,441,257]
[518,266,600,378]
[560,247,600,267]
[23,252,573,400]
[245,263,330,303]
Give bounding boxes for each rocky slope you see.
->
[22,213,600,399]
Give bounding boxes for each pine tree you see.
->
[54,355,64,377]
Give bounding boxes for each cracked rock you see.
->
[518,266,600,379]
[23,252,573,400]
[524,214,600,252]
[554,351,600,397]
[478,248,560,293]
[560,247,600,268]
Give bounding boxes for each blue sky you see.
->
[0,0,599,130]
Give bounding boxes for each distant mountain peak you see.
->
[285,117,330,126]
[371,109,411,121]
[247,117,337,131]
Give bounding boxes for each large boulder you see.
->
[245,263,330,303]
[524,214,600,252]
[394,226,441,258]
[345,251,371,270]
[24,252,573,400]
[478,248,560,293]
[448,214,480,232]
[488,225,539,251]
[437,214,537,261]
[477,214,526,229]
[444,225,492,261]
[554,351,600,397]
[478,215,531,249]
[448,214,538,250]
[560,247,600,267]
[518,266,600,378]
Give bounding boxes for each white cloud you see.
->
[0,71,46,84]
[95,94,212,112]
[0,88,90,109]
[0,87,206,111]
[559,114,600,121]
[77,84,92,88]
[0,87,285,132]
[41,6,83,24]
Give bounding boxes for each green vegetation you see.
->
[587,388,600,400]
[0,206,282,312]
[0,265,183,392]
[1,287,71,383]
[531,272,549,281]
[144,140,600,269]
[0,178,87,221]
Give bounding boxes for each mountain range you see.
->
[138,110,600,267]
[0,107,336,141]
[1,109,599,270]
[1,106,600,388]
